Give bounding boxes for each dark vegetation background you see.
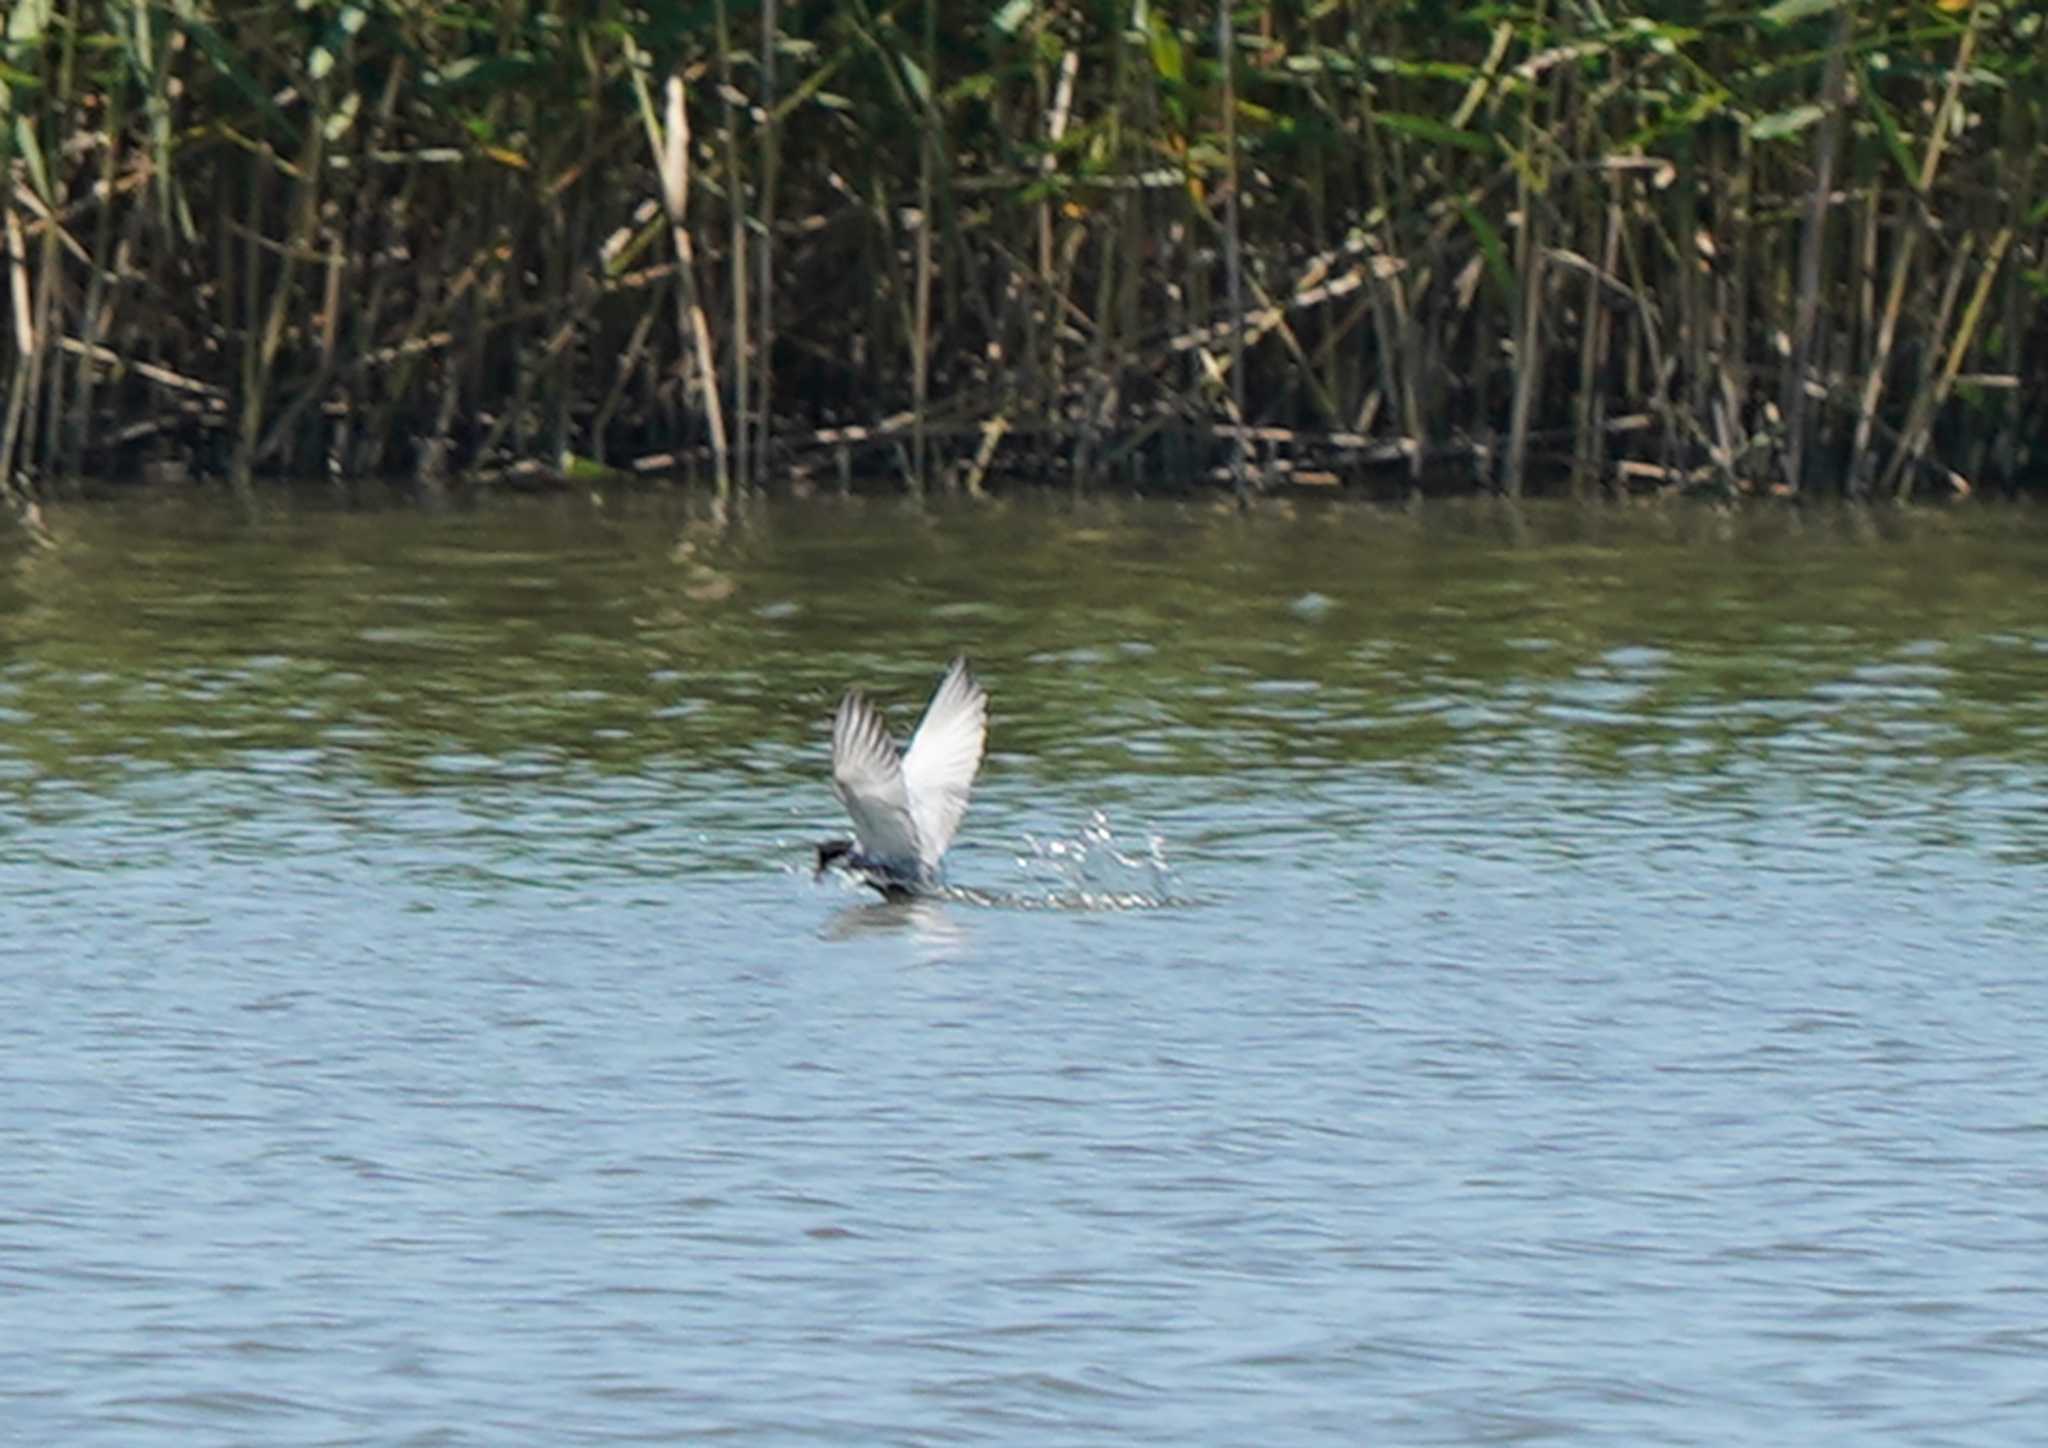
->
[1,0,2042,504]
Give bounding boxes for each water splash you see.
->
[802,810,1188,913]
[1008,809,1185,910]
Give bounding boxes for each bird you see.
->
[816,657,989,901]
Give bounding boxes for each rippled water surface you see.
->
[3,494,2046,1443]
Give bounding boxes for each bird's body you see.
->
[817,657,989,899]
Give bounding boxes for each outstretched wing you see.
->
[831,691,923,868]
[901,657,989,867]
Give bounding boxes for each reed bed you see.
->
[0,1,2040,505]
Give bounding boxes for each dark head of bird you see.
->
[815,838,855,879]
[814,837,919,902]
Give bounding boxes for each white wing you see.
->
[900,657,988,867]
[830,691,923,868]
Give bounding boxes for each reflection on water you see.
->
[2,493,2046,1444]
[3,495,2045,793]
[816,895,973,947]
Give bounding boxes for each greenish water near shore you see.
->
[4,494,2045,792]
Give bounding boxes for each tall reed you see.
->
[0,1,2038,504]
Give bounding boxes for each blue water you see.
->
[2,496,2046,1443]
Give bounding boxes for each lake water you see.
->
[2,492,2045,1444]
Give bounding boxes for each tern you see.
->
[816,657,989,901]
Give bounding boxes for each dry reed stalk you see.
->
[65,77,127,479]
[756,0,780,485]
[1781,5,1850,497]
[319,63,416,478]
[25,0,82,485]
[0,204,34,493]
[1993,148,2032,489]
[1848,235,1915,497]
[640,70,729,496]
[1032,45,1080,435]
[1218,0,1249,501]
[1355,113,1427,492]
[1570,198,1621,497]
[1602,178,1672,486]
[1856,178,1879,384]
[908,0,939,494]
[1881,227,2011,499]
[1857,219,1972,501]
[1073,29,1133,491]
[962,413,1007,498]
[23,183,62,492]
[1724,134,1756,490]
[1040,49,1078,285]
[238,117,332,483]
[1500,2,1555,499]
[1849,6,1984,495]
[715,0,750,488]
[57,338,222,400]
[1502,228,1542,499]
